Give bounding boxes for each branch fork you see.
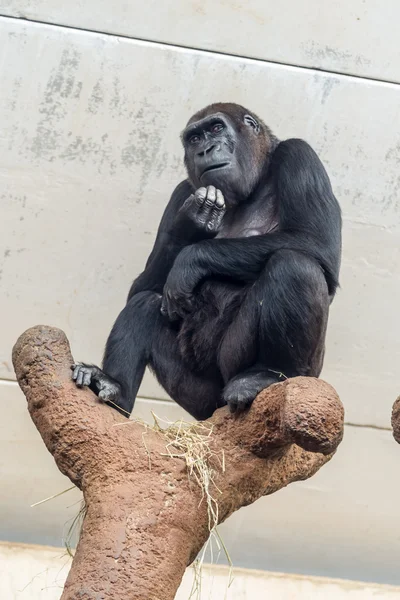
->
[13,326,344,600]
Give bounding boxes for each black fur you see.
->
[72,103,341,418]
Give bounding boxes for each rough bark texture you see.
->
[12,325,344,600]
[392,396,400,443]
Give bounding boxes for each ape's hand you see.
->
[160,246,206,321]
[176,186,225,237]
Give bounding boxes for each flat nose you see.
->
[197,143,216,157]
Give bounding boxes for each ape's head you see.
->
[182,103,276,204]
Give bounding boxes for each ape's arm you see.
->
[128,233,186,299]
[128,181,225,300]
[127,181,192,299]
[162,140,342,318]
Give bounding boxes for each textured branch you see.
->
[13,326,344,600]
[392,396,400,443]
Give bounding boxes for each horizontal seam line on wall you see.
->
[344,421,392,432]
[1,13,400,88]
[0,378,393,432]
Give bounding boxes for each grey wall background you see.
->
[1,0,400,587]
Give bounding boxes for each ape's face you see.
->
[182,111,265,203]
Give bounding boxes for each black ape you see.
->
[72,103,341,419]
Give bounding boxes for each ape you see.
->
[72,103,342,420]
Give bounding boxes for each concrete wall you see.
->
[2,0,400,82]
[3,542,400,600]
[1,0,400,591]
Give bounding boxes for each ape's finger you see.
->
[161,294,178,321]
[72,365,81,380]
[229,402,237,414]
[76,370,85,387]
[194,187,207,205]
[160,300,168,316]
[210,203,224,220]
[207,209,223,232]
[83,372,92,387]
[205,186,216,204]
[215,189,225,208]
[197,200,213,216]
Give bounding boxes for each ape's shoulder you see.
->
[163,180,195,215]
[171,179,194,200]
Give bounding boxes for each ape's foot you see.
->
[71,363,124,412]
[223,371,278,414]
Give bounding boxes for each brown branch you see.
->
[392,396,400,443]
[12,325,344,600]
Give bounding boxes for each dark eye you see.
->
[190,135,200,144]
[211,123,224,134]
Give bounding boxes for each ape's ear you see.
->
[244,114,260,134]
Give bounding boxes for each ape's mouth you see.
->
[200,162,230,177]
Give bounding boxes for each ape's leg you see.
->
[149,323,225,421]
[218,249,330,413]
[72,291,223,419]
